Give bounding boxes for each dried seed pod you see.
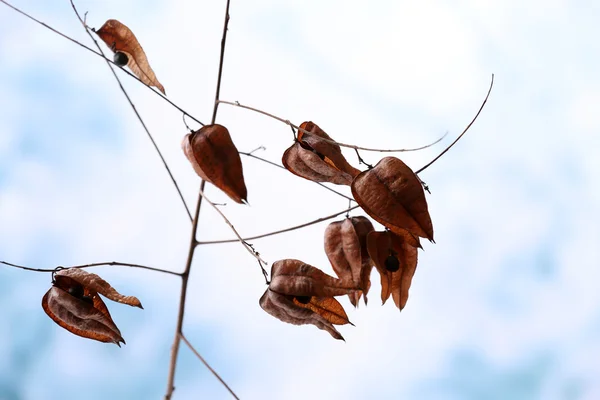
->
[182,124,248,204]
[324,216,374,306]
[367,230,419,310]
[282,121,360,185]
[95,19,165,94]
[352,157,434,242]
[260,259,358,340]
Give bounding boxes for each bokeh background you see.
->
[1,0,599,399]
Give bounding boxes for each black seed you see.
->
[295,295,312,304]
[384,254,400,272]
[68,285,84,299]
[81,295,94,305]
[113,51,129,66]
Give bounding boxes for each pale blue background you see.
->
[1,1,599,399]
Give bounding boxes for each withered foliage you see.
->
[324,216,374,307]
[95,19,165,94]
[367,230,419,310]
[352,156,434,242]
[260,259,356,340]
[282,121,360,185]
[41,269,142,346]
[182,124,248,204]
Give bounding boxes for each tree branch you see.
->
[0,260,180,276]
[165,1,233,398]
[197,205,360,245]
[239,151,356,202]
[218,100,448,153]
[180,333,240,400]
[416,74,494,174]
[69,0,192,222]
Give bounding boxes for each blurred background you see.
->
[1,0,599,399]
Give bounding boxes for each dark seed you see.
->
[68,285,84,299]
[81,295,94,305]
[295,295,312,304]
[113,51,129,66]
[384,254,400,272]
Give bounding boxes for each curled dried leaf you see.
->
[95,19,165,94]
[56,268,143,308]
[352,157,434,241]
[42,285,125,346]
[282,121,360,185]
[259,289,350,340]
[269,259,359,298]
[182,124,248,204]
[324,217,374,306]
[367,230,419,310]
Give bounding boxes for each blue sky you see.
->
[1,0,599,399]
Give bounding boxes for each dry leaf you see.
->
[324,216,374,306]
[95,19,165,94]
[182,124,248,204]
[282,121,360,185]
[41,269,143,345]
[352,157,434,241]
[366,230,419,310]
[260,259,357,340]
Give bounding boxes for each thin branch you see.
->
[165,185,205,400]
[69,1,192,223]
[166,0,233,398]
[416,74,494,174]
[197,205,360,245]
[180,333,240,400]
[239,151,356,202]
[0,260,180,276]
[0,0,205,127]
[196,187,267,265]
[218,100,448,153]
[211,0,231,124]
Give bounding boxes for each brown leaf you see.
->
[259,289,350,340]
[324,217,375,307]
[282,121,360,185]
[55,268,143,308]
[367,230,419,310]
[95,19,165,94]
[269,259,359,298]
[352,157,434,241]
[42,285,125,346]
[182,124,248,204]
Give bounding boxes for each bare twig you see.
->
[197,205,360,245]
[416,74,494,174]
[69,1,192,223]
[180,333,240,400]
[239,151,356,202]
[0,0,205,128]
[165,186,205,400]
[165,1,233,399]
[218,100,448,153]
[211,0,231,124]
[0,260,180,276]
[196,187,267,265]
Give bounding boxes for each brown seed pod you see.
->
[352,157,434,242]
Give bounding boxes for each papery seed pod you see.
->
[352,157,434,242]
[182,124,248,204]
[324,216,375,306]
